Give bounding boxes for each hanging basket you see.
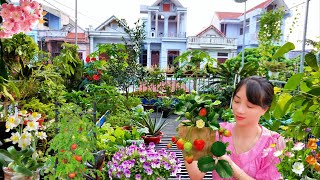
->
[177,125,216,160]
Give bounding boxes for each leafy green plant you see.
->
[45,103,97,179]
[131,105,169,136]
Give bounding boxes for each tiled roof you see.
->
[215,0,274,20]
[196,25,225,37]
[215,12,242,20]
[65,33,88,43]
[244,0,273,15]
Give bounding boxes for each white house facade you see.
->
[211,0,290,52]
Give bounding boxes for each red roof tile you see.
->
[244,0,273,15]
[196,25,225,37]
[65,33,88,43]
[215,0,274,20]
[215,12,242,20]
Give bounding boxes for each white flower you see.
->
[292,162,304,175]
[196,120,205,128]
[5,116,21,131]
[292,142,305,151]
[26,121,39,131]
[36,131,47,140]
[28,112,41,121]
[19,110,28,117]
[18,139,31,149]
[10,132,21,144]
[20,132,32,143]
[273,150,283,157]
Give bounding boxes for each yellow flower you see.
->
[280,126,288,130]
[196,120,205,128]
[274,87,281,94]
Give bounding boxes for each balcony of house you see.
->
[187,36,238,49]
[37,30,68,38]
[237,32,259,46]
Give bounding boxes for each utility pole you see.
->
[75,0,78,46]
[299,0,310,73]
[235,0,247,71]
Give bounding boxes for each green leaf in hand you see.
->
[211,141,227,157]
[215,160,233,178]
[197,155,216,172]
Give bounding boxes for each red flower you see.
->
[85,56,91,63]
[91,57,97,61]
[93,74,100,81]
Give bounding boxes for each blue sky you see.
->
[37,0,319,49]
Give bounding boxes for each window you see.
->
[78,52,83,60]
[240,27,243,35]
[163,4,170,12]
[221,24,227,35]
[140,50,147,66]
[217,52,228,63]
[167,51,179,67]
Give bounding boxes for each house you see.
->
[36,5,88,59]
[211,0,290,52]
[187,24,238,64]
[88,15,129,55]
[139,0,187,68]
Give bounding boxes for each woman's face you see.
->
[232,85,268,126]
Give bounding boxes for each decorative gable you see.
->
[196,25,225,37]
[95,15,128,33]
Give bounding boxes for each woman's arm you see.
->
[184,160,206,180]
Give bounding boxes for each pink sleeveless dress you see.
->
[212,122,284,180]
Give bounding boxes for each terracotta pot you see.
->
[141,132,163,144]
[178,126,216,160]
[2,167,40,180]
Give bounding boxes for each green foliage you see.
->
[197,141,233,178]
[174,92,221,130]
[270,52,320,139]
[45,103,97,179]
[53,43,83,91]
[96,123,142,158]
[131,105,169,136]
[2,33,38,80]
[22,98,55,119]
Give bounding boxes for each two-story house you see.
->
[211,0,289,52]
[36,5,88,59]
[139,0,187,68]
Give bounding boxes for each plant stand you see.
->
[141,132,163,144]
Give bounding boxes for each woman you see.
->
[186,76,285,180]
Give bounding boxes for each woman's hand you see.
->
[218,154,233,164]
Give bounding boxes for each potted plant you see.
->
[154,96,176,118]
[174,91,233,178]
[0,110,47,179]
[131,105,169,144]
[106,142,181,179]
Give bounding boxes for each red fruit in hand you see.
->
[71,143,78,150]
[218,128,224,135]
[198,108,207,117]
[223,129,232,137]
[171,136,177,144]
[193,139,205,151]
[167,143,172,149]
[176,139,185,150]
[185,154,194,164]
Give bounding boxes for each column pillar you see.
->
[164,15,169,37]
[155,12,159,37]
[148,11,152,38]
[177,12,180,37]
[89,36,94,53]
[147,43,151,67]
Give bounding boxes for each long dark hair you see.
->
[233,76,274,109]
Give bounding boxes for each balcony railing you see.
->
[187,36,237,46]
[38,30,68,38]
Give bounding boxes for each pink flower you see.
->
[292,142,305,151]
[262,147,273,158]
